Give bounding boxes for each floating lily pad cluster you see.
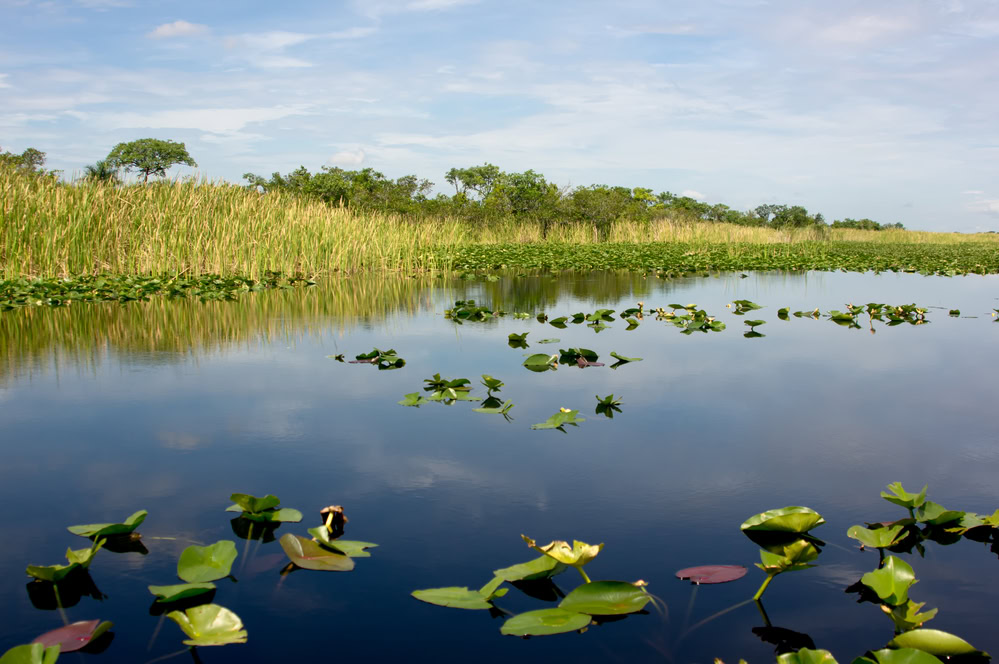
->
[740,506,826,601]
[331,347,405,370]
[412,535,652,637]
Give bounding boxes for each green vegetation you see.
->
[4,162,999,301]
[105,138,197,184]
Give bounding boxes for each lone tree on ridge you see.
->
[105,138,197,183]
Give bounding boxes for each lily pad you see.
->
[675,565,747,584]
[847,524,905,549]
[0,644,61,664]
[776,648,838,664]
[472,400,514,415]
[609,351,642,363]
[523,353,558,372]
[881,483,927,511]
[225,493,301,523]
[148,582,216,603]
[306,527,378,557]
[493,555,568,582]
[412,577,507,610]
[27,541,104,582]
[67,510,147,539]
[398,392,430,407]
[861,555,915,606]
[166,604,247,647]
[531,409,585,431]
[279,533,354,571]
[855,648,944,664]
[887,629,987,657]
[558,580,651,615]
[177,540,237,583]
[741,506,825,533]
[32,620,112,653]
[500,608,592,636]
[913,501,964,525]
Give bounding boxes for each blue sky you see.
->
[2,0,998,231]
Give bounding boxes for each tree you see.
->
[82,159,121,184]
[0,146,47,172]
[106,138,197,183]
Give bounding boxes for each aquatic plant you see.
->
[225,493,302,523]
[178,540,237,583]
[166,604,247,646]
[66,510,147,539]
[531,409,585,432]
[26,539,104,583]
[31,620,112,654]
[741,506,825,600]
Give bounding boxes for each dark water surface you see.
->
[1,271,997,663]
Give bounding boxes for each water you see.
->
[1,271,997,662]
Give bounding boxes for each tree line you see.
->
[3,139,905,232]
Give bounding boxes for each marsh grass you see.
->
[3,164,998,279]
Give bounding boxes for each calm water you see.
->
[1,271,998,663]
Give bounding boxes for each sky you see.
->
[1,0,998,232]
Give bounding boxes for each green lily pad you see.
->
[531,409,585,431]
[148,582,216,603]
[523,353,557,372]
[306,527,378,557]
[412,577,507,610]
[500,608,592,636]
[847,524,905,549]
[398,392,430,407]
[741,506,825,533]
[27,541,104,582]
[279,533,354,571]
[67,510,147,538]
[558,580,651,615]
[227,493,279,513]
[177,541,237,583]
[854,648,944,664]
[913,501,964,525]
[887,629,987,657]
[493,555,568,582]
[472,400,514,415]
[537,338,560,344]
[881,483,927,510]
[861,555,915,606]
[777,648,839,664]
[609,352,642,363]
[0,644,61,664]
[166,604,247,647]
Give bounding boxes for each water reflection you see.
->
[1,270,999,662]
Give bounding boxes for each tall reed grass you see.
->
[3,164,996,278]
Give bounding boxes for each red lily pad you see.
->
[576,357,605,368]
[675,565,747,584]
[33,619,113,652]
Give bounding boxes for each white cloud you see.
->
[962,190,985,195]
[0,74,9,88]
[681,189,705,200]
[967,198,999,216]
[225,31,313,52]
[328,149,365,166]
[148,20,209,39]
[74,0,131,8]
[605,24,696,38]
[815,13,915,44]
[406,0,477,10]
[96,105,312,135]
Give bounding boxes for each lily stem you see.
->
[575,566,592,584]
[753,573,776,601]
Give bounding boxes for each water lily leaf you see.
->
[854,648,944,664]
[777,648,839,664]
[536,338,560,344]
[531,409,585,431]
[0,644,60,664]
[675,565,747,584]
[480,375,504,391]
[500,608,591,636]
[166,604,247,647]
[742,506,825,533]
[508,332,528,342]
[279,533,354,571]
[32,620,112,653]
[398,392,430,407]
[559,347,598,363]
[861,555,915,606]
[306,527,377,557]
[523,353,557,372]
[522,536,602,567]
[411,580,507,610]
[177,541,237,583]
[247,508,302,523]
[27,541,104,582]
[609,352,642,363]
[757,538,821,573]
[548,317,568,326]
[226,493,280,514]
[472,400,514,415]
[847,524,905,549]
[559,580,650,615]
[493,555,568,582]
[887,599,938,632]
[881,483,927,510]
[67,510,147,538]
[913,501,964,525]
[887,629,987,657]
[148,582,216,603]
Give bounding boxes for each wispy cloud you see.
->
[148,20,209,39]
[605,23,696,38]
[328,149,365,166]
